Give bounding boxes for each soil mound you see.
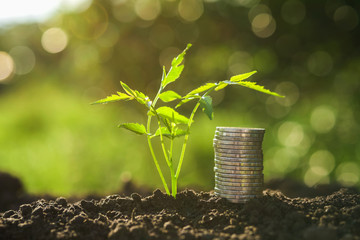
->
[1,188,360,240]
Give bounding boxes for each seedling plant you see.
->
[93,44,283,198]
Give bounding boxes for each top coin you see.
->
[216,127,265,133]
[215,131,264,138]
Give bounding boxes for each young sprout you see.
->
[92,44,284,198]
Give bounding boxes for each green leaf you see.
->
[153,127,188,139]
[171,43,192,67]
[118,123,148,135]
[199,96,214,120]
[120,81,151,107]
[162,44,192,88]
[159,91,182,102]
[120,81,136,96]
[156,106,190,124]
[187,82,216,96]
[230,71,257,82]
[214,82,228,91]
[230,81,284,97]
[175,97,196,109]
[91,92,133,105]
[162,65,184,89]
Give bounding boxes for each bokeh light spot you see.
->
[275,81,299,107]
[112,0,137,23]
[304,169,330,187]
[310,105,336,133]
[41,28,68,54]
[309,150,335,176]
[9,46,36,75]
[333,5,359,31]
[67,2,108,40]
[178,0,204,22]
[336,162,359,186]
[251,13,276,38]
[307,51,333,76]
[227,0,260,7]
[248,4,271,21]
[278,121,304,147]
[135,0,161,21]
[281,0,306,25]
[0,52,15,82]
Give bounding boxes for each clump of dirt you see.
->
[1,187,360,240]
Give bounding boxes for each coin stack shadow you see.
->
[213,127,265,203]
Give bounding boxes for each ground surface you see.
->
[1,172,360,240]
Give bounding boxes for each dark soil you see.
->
[1,172,360,240]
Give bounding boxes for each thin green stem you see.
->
[155,117,171,167]
[175,101,201,179]
[169,135,177,198]
[145,85,170,195]
[174,88,215,181]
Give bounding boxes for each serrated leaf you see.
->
[214,82,228,91]
[156,106,190,124]
[175,97,197,109]
[118,123,148,135]
[120,81,151,106]
[91,92,132,105]
[171,43,192,67]
[199,96,214,120]
[120,81,135,96]
[162,65,184,89]
[187,82,216,96]
[159,91,182,102]
[234,81,284,97]
[230,71,257,82]
[162,44,192,88]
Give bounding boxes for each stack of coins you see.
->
[213,127,265,203]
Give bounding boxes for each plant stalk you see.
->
[175,101,201,180]
[145,86,171,195]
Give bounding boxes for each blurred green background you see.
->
[0,0,359,196]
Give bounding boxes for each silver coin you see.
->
[215,131,264,138]
[215,152,263,158]
[214,163,263,171]
[215,178,263,186]
[215,172,263,179]
[215,183,263,191]
[216,127,265,133]
[215,174,263,181]
[215,130,264,136]
[215,163,263,170]
[214,187,262,195]
[214,148,263,154]
[214,159,263,167]
[215,156,263,162]
[213,139,263,146]
[215,179,263,187]
[215,135,264,142]
[213,143,262,150]
[215,179,263,186]
[215,192,261,199]
[214,167,263,175]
